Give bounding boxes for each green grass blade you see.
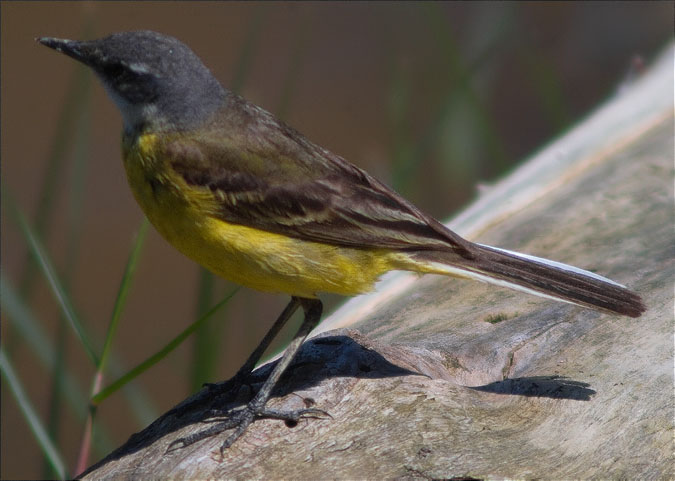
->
[3,188,99,365]
[18,66,92,299]
[5,192,159,425]
[44,82,93,478]
[106,358,159,426]
[92,288,239,405]
[3,224,157,437]
[98,219,149,374]
[191,268,219,392]
[0,349,68,480]
[1,274,81,401]
[1,274,115,453]
[95,218,159,424]
[74,218,150,470]
[43,316,68,480]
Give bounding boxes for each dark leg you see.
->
[169,299,303,421]
[167,297,327,454]
[232,297,302,382]
[199,297,301,400]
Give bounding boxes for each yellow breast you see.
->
[121,133,406,297]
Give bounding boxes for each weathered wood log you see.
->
[81,45,673,480]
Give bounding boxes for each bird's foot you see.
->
[166,402,329,455]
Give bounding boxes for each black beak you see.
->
[37,37,93,67]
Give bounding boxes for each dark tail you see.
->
[412,243,646,318]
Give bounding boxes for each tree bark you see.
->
[81,45,674,480]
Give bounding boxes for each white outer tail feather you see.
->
[477,244,626,288]
[425,243,625,310]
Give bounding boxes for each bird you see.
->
[37,30,645,454]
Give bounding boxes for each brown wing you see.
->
[165,100,473,254]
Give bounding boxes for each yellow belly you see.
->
[122,133,407,298]
[161,215,398,297]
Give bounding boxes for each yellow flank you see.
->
[122,133,429,298]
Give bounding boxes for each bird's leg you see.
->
[167,297,328,454]
[166,299,303,421]
[203,297,302,395]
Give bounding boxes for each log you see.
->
[81,45,674,480]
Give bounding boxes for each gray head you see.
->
[38,30,227,133]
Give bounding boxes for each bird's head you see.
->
[38,30,226,133]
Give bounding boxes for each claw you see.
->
[165,298,327,454]
[167,403,331,455]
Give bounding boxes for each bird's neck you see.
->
[109,79,229,136]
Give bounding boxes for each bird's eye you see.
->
[102,62,128,80]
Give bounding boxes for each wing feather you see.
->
[164,103,472,253]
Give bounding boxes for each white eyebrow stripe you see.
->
[128,62,151,74]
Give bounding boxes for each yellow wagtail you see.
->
[38,31,645,452]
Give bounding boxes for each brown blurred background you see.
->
[1,2,672,479]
